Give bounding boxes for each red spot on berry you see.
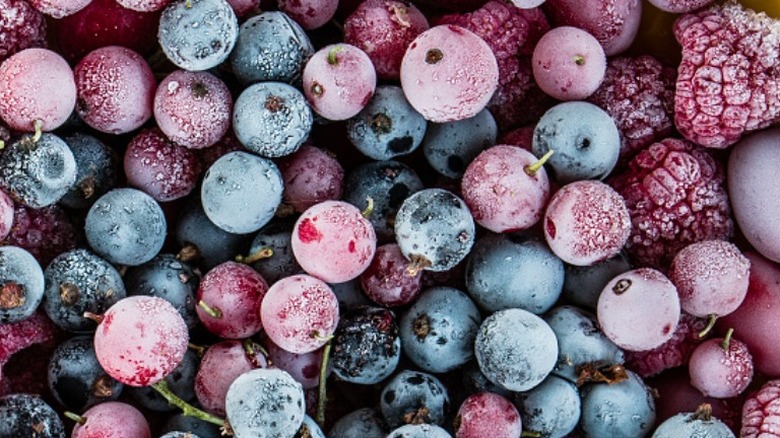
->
[546,218,556,239]
[297,218,323,243]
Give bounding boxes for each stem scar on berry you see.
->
[59,283,81,307]
[0,282,25,309]
[573,54,586,66]
[362,197,374,218]
[612,278,632,294]
[310,82,324,97]
[425,48,444,64]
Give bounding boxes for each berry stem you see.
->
[64,411,86,425]
[316,340,332,429]
[361,196,374,219]
[0,140,4,150]
[327,46,343,65]
[151,380,227,428]
[31,119,43,143]
[176,243,200,263]
[83,312,105,324]
[693,403,713,421]
[187,342,208,357]
[573,54,586,66]
[235,247,274,264]
[698,314,718,339]
[521,431,542,438]
[721,328,734,351]
[406,254,431,277]
[524,150,554,176]
[243,338,269,368]
[198,300,222,319]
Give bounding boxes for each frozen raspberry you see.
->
[0,311,57,396]
[624,312,708,377]
[587,55,677,162]
[609,138,733,269]
[0,0,47,62]
[2,203,82,267]
[673,2,780,149]
[436,2,551,129]
[741,379,780,438]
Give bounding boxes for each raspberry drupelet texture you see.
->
[436,2,551,129]
[587,55,677,162]
[0,0,47,62]
[3,204,82,267]
[609,138,733,270]
[673,2,780,149]
[742,379,780,438]
[624,312,707,377]
[0,311,57,395]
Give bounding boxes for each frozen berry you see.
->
[624,313,708,377]
[0,0,47,62]
[532,26,606,101]
[400,25,499,123]
[543,0,643,56]
[689,332,753,399]
[3,203,81,267]
[609,138,733,269]
[673,2,780,148]
[741,379,780,438]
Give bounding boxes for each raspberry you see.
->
[0,311,57,396]
[624,313,708,377]
[609,138,733,269]
[673,2,780,148]
[742,379,780,438]
[0,0,47,62]
[2,203,82,267]
[436,2,552,129]
[588,55,677,162]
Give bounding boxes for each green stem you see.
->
[361,197,374,219]
[198,300,222,319]
[524,149,554,176]
[698,314,718,339]
[31,119,43,143]
[316,341,332,429]
[721,328,734,351]
[235,247,273,264]
[151,380,226,427]
[64,411,86,425]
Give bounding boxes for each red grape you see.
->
[72,401,151,438]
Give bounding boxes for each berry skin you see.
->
[329,407,388,438]
[543,0,643,56]
[0,0,46,63]
[673,2,780,148]
[0,190,11,240]
[0,246,44,324]
[514,375,581,438]
[60,133,118,210]
[624,312,708,377]
[728,127,780,262]
[652,406,735,438]
[279,145,344,213]
[0,311,56,391]
[609,138,733,269]
[580,369,656,438]
[3,203,81,267]
[423,109,498,179]
[0,394,65,438]
[587,55,677,162]
[689,335,753,399]
[343,0,429,80]
[543,180,631,266]
[400,25,499,123]
[72,401,151,438]
[532,26,607,101]
[454,392,522,438]
[380,370,449,429]
[195,340,268,416]
[360,243,423,308]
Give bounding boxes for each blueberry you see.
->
[465,233,564,314]
[47,335,123,412]
[562,252,632,309]
[175,196,250,270]
[229,11,314,85]
[329,408,388,438]
[43,248,126,332]
[343,160,424,242]
[380,370,449,429]
[514,375,580,438]
[386,424,452,438]
[422,108,497,179]
[532,101,620,183]
[244,219,302,285]
[161,414,222,438]
[580,369,656,438]
[475,308,558,392]
[0,394,65,438]
[0,246,44,324]
[200,151,283,234]
[400,286,481,373]
[652,408,735,438]
[232,81,313,158]
[158,0,238,71]
[297,416,327,438]
[60,133,117,209]
[346,85,427,160]
[544,305,625,383]
[0,133,77,208]
[85,188,167,266]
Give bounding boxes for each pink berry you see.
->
[0,0,47,62]
[454,392,523,438]
[153,70,233,150]
[648,0,714,13]
[532,26,606,101]
[94,296,189,387]
[624,312,708,377]
[279,145,344,213]
[74,45,155,134]
[609,138,733,269]
[194,339,268,416]
[673,2,780,148]
[0,48,76,132]
[670,240,750,319]
[689,334,753,399]
[343,0,429,80]
[400,24,499,123]
[717,252,780,377]
[0,190,13,240]
[543,180,631,266]
[597,268,681,352]
[544,0,643,56]
[124,128,202,202]
[3,203,81,267]
[264,340,326,390]
[359,243,423,307]
[260,274,340,354]
[0,311,57,393]
[291,200,377,283]
[279,0,337,29]
[303,44,376,121]
[461,144,550,233]
[728,127,780,263]
[117,0,169,11]
[72,401,151,438]
[28,0,91,18]
[196,261,269,339]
